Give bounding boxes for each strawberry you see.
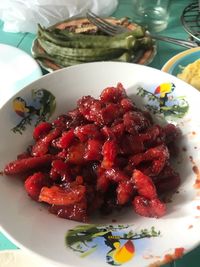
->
[132,196,166,218]
[74,124,101,142]
[4,154,54,175]
[56,129,75,149]
[84,139,103,161]
[132,169,157,199]
[49,200,88,222]
[32,128,61,157]
[101,140,117,169]
[51,159,71,182]
[33,122,52,140]
[39,185,86,205]
[67,142,86,165]
[100,83,126,103]
[117,180,134,205]
[24,172,50,201]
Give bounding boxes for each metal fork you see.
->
[86,11,198,49]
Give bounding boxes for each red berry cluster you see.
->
[4,83,181,222]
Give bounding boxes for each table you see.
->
[0,0,199,266]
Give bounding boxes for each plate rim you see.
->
[161,47,200,73]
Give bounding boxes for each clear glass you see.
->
[131,0,171,32]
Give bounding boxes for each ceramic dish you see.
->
[31,17,157,72]
[0,44,42,108]
[0,250,50,267]
[0,62,200,267]
[161,47,200,77]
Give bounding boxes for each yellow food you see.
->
[177,59,200,91]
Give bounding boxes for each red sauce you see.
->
[193,165,200,189]
[4,83,182,222]
[174,247,184,259]
[148,248,184,267]
[189,157,200,189]
[193,166,200,176]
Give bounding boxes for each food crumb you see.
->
[193,166,200,176]
[182,147,187,152]
[174,247,184,258]
[197,206,200,210]
[162,195,172,203]
[188,225,193,229]
[143,254,161,260]
[192,165,200,189]
[189,156,200,189]
[148,247,184,267]
[194,180,200,189]
[192,131,196,135]
[189,156,195,164]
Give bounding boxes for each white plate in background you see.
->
[0,44,42,108]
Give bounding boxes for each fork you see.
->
[86,11,198,49]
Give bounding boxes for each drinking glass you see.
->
[131,0,171,32]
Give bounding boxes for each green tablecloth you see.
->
[0,0,199,266]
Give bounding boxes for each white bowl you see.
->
[0,62,200,267]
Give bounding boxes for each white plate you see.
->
[0,250,51,267]
[0,62,200,267]
[0,44,42,108]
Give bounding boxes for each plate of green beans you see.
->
[31,17,156,72]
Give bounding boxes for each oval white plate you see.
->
[0,62,200,267]
[0,44,42,108]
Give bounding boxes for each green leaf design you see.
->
[136,86,189,118]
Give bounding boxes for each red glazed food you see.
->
[4,83,181,222]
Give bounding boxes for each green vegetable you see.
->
[38,24,137,50]
[35,22,153,68]
[33,52,83,67]
[37,38,126,61]
[34,50,133,67]
[136,36,154,49]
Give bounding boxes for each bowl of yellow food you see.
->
[162,47,200,91]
